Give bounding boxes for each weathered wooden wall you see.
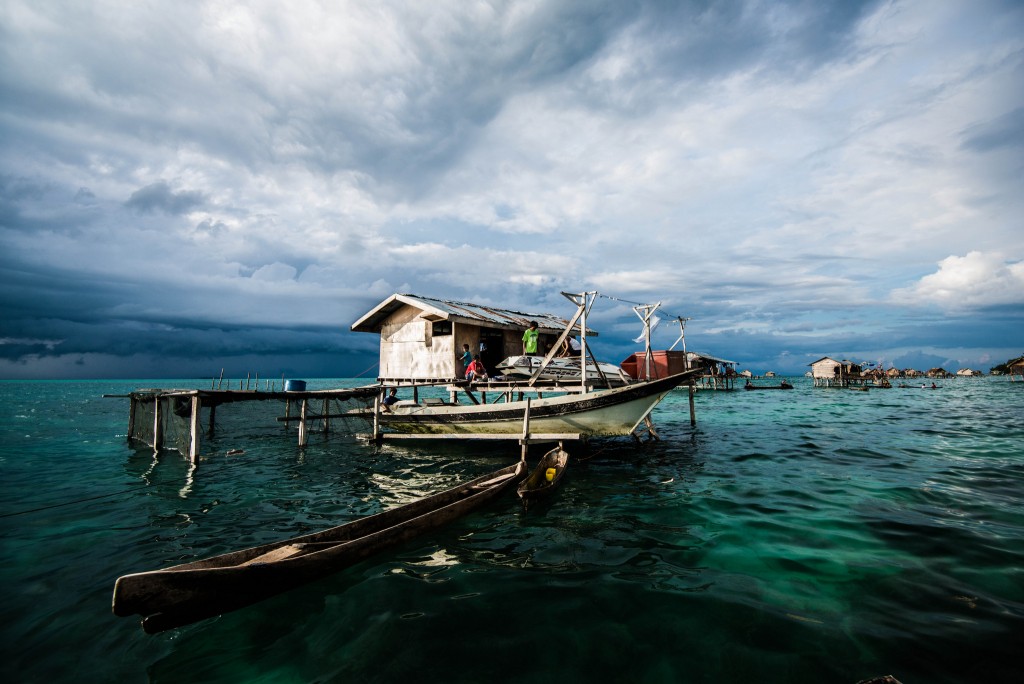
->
[379,304,456,380]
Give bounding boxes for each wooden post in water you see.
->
[207,404,217,437]
[152,397,162,452]
[298,399,308,447]
[188,395,201,462]
[284,399,291,430]
[323,398,330,434]
[689,385,696,426]
[127,396,136,441]
[520,398,532,462]
[372,394,381,443]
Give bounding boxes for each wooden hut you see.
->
[350,293,593,384]
[809,357,863,387]
[1006,355,1024,382]
[926,367,951,379]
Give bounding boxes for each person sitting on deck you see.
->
[465,355,487,383]
[559,335,582,357]
[522,321,539,355]
[381,388,399,412]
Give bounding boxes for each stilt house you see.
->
[1007,356,1024,382]
[351,294,593,384]
[809,357,863,387]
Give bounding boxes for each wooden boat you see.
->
[379,369,699,437]
[517,446,570,499]
[112,460,526,633]
[743,381,794,390]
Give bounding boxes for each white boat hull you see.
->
[380,371,696,436]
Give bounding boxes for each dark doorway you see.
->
[479,329,505,374]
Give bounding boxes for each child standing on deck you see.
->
[522,321,539,355]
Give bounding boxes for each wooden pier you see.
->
[115,387,380,461]
[113,383,596,464]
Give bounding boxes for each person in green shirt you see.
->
[522,321,539,355]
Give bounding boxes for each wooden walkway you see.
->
[110,387,379,461]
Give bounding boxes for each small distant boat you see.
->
[517,446,570,499]
[112,461,526,633]
[743,381,794,390]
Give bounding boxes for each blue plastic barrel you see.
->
[284,380,307,392]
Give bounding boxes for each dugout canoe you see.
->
[743,381,794,390]
[517,446,570,500]
[112,460,526,633]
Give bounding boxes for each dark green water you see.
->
[1,378,1021,683]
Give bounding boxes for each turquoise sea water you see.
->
[1,377,1022,683]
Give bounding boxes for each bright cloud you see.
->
[893,252,1024,308]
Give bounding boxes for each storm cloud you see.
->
[1,0,1021,378]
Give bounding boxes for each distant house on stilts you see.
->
[809,357,864,388]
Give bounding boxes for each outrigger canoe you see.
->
[517,446,570,499]
[743,381,794,390]
[113,461,526,633]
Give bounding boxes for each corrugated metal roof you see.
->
[351,293,596,335]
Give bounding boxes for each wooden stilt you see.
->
[643,415,660,441]
[520,398,531,462]
[372,395,381,443]
[152,397,162,452]
[188,396,201,462]
[298,399,308,447]
[127,397,136,441]
[689,385,696,426]
[323,398,330,433]
[207,404,217,437]
[284,400,291,430]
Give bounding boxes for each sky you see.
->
[1,0,1022,380]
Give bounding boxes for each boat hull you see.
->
[112,461,525,632]
[518,447,570,499]
[382,371,697,436]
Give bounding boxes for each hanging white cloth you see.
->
[633,315,661,343]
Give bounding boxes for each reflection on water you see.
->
[0,377,1022,683]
